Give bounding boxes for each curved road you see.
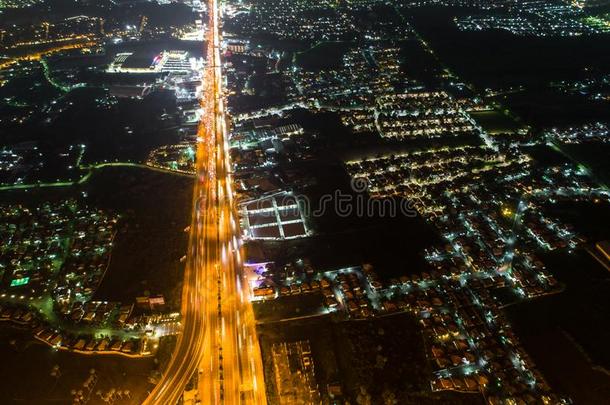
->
[142,0,267,404]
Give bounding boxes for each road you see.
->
[142,0,267,403]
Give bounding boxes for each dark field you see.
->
[507,250,610,404]
[408,7,610,90]
[521,144,571,167]
[87,166,192,310]
[470,110,525,135]
[561,142,610,186]
[500,89,610,129]
[295,41,351,71]
[543,199,610,243]
[0,325,156,405]
[253,293,326,323]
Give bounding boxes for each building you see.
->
[272,340,321,405]
[107,50,195,74]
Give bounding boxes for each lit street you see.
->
[142,0,266,403]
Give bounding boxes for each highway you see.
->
[142,0,267,403]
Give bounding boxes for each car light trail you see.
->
[141,0,267,403]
